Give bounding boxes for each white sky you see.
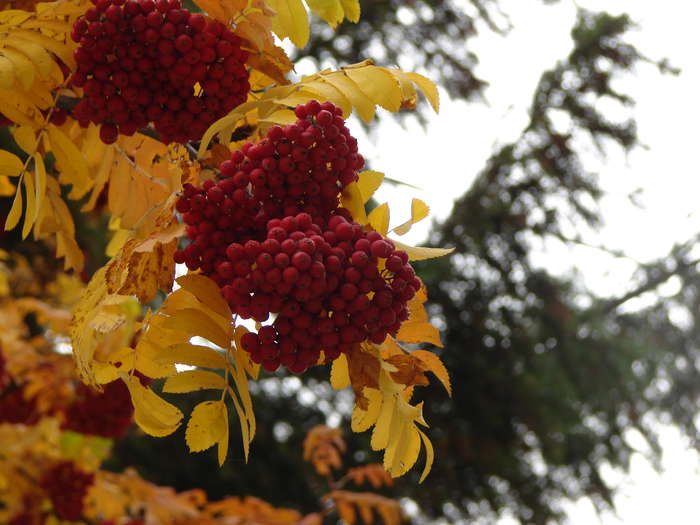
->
[333,1,700,523]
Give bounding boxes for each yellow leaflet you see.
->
[161,289,231,337]
[300,79,353,116]
[5,175,22,231]
[185,400,229,460]
[411,349,451,396]
[218,403,229,466]
[368,203,390,236]
[395,297,443,348]
[390,238,454,262]
[384,424,420,478]
[162,369,228,393]
[12,125,36,154]
[4,38,54,81]
[339,0,360,22]
[1,46,35,90]
[268,0,309,48]
[176,273,232,321]
[21,168,35,239]
[322,71,375,122]
[10,29,75,70]
[121,373,183,437]
[351,387,381,433]
[343,66,401,112]
[330,353,350,390]
[306,0,343,27]
[416,428,434,483]
[405,72,440,113]
[0,56,15,88]
[0,89,39,127]
[233,324,260,379]
[393,198,429,236]
[158,343,228,370]
[0,150,24,178]
[82,145,114,211]
[227,383,251,461]
[46,126,91,199]
[356,171,384,203]
[341,182,367,225]
[232,324,257,454]
[129,340,176,379]
[0,176,14,196]
[161,308,231,349]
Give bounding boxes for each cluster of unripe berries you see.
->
[174,101,421,373]
[62,379,135,438]
[39,461,95,521]
[70,0,250,144]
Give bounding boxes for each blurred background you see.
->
[7,0,700,523]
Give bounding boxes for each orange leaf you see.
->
[345,464,394,489]
[347,345,380,410]
[302,425,346,475]
[384,354,429,387]
[411,350,451,396]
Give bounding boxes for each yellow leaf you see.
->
[161,308,232,349]
[395,291,443,348]
[340,181,368,225]
[0,150,24,178]
[21,167,35,239]
[368,203,390,236]
[384,424,420,478]
[323,71,375,122]
[416,428,434,483]
[176,273,232,321]
[186,400,229,455]
[339,0,360,22]
[0,175,14,196]
[5,177,22,231]
[301,78,353,116]
[411,350,451,396]
[357,171,384,204]
[4,36,54,79]
[305,0,344,27]
[351,387,381,433]
[121,374,183,437]
[47,126,91,199]
[392,198,429,236]
[268,0,309,48]
[390,238,454,262]
[0,56,15,88]
[130,340,177,379]
[405,72,440,113]
[218,403,229,466]
[162,369,228,393]
[330,353,350,390]
[33,153,46,221]
[344,65,401,112]
[1,46,35,90]
[158,343,228,370]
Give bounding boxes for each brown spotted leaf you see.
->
[384,354,429,388]
[347,345,380,410]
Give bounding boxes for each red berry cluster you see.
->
[219,99,365,220]
[174,101,420,373]
[237,214,420,373]
[62,379,134,438]
[0,387,40,425]
[39,461,94,521]
[70,0,250,144]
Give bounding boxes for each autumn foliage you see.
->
[0,0,451,521]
